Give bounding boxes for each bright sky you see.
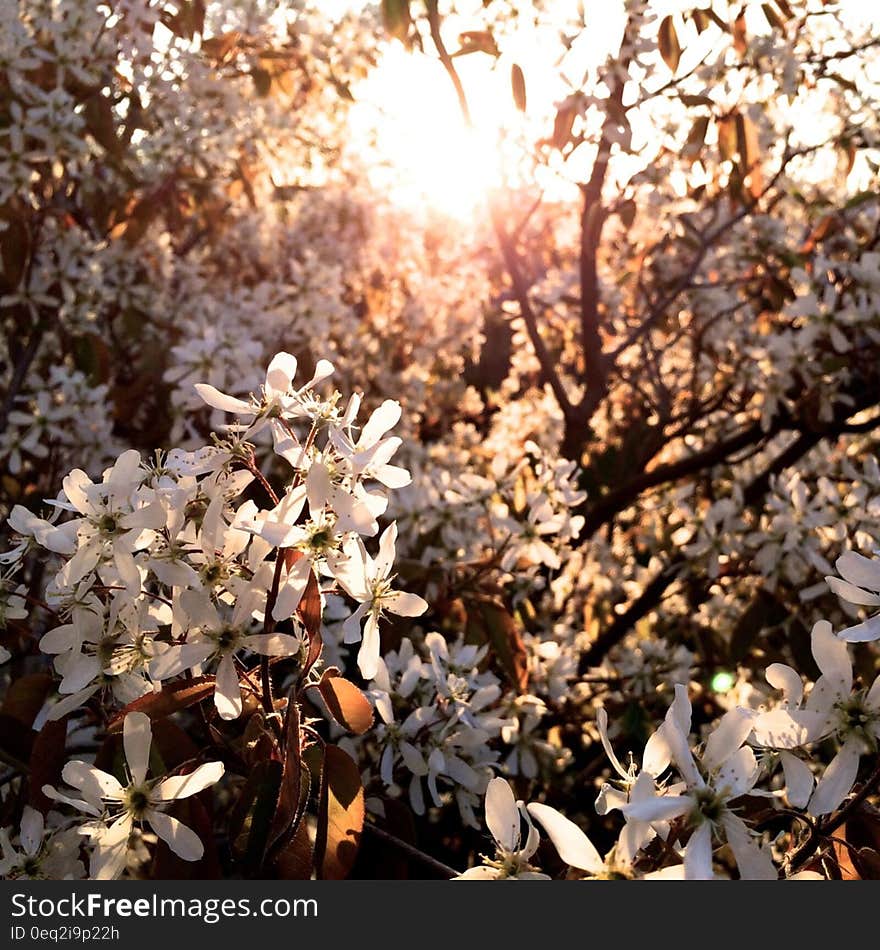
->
[340,1,878,220]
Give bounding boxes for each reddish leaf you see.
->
[268,700,303,850]
[0,714,32,767]
[151,797,221,879]
[314,670,374,735]
[28,718,68,814]
[274,819,313,880]
[314,745,364,880]
[297,559,323,639]
[107,677,215,734]
[229,758,284,874]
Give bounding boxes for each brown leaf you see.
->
[107,677,215,734]
[0,213,30,290]
[682,115,710,163]
[465,596,529,692]
[201,31,240,65]
[735,111,763,197]
[313,670,374,735]
[833,826,861,880]
[381,0,411,43]
[551,101,578,151]
[658,16,681,73]
[83,93,120,156]
[453,31,499,58]
[2,673,54,727]
[511,64,527,112]
[314,745,364,880]
[733,9,748,56]
[717,113,738,162]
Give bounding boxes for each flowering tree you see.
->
[2,0,880,881]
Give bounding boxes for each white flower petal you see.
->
[808,736,862,817]
[837,615,880,643]
[779,751,814,809]
[243,633,302,656]
[623,794,691,823]
[265,352,298,396]
[88,816,133,880]
[714,745,758,801]
[193,384,251,415]
[214,654,242,721]
[357,612,381,681]
[384,591,428,618]
[702,708,754,773]
[826,576,880,607]
[721,813,777,880]
[149,642,215,681]
[145,809,204,862]
[123,711,153,785]
[62,761,124,802]
[811,620,852,688]
[526,802,603,874]
[683,821,714,880]
[765,663,804,706]
[19,807,43,857]
[485,777,519,853]
[836,551,880,593]
[154,762,225,802]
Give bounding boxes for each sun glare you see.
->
[347,46,504,221]
[346,4,626,221]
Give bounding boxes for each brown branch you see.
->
[491,212,576,419]
[425,0,471,126]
